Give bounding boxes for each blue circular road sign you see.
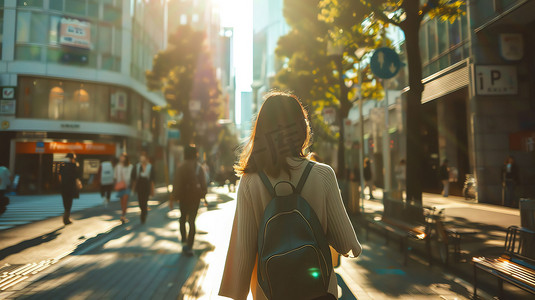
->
[370,47,401,79]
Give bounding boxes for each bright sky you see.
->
[214,0,253,124]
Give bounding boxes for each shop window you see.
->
[74,87,90,120]
[48,86,64,120]
[18,77,49,119]
[130,93,142,130]
[17,0,43,7]
[65,0,87,16]
[110,88,128,123]
[94,85,110,122]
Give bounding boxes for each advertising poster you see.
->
[59,18,91,50]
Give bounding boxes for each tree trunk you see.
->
[401,6,425,207]
[335,57,350,179]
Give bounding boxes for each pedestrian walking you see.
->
[219,92,361,300]
[439,159,450,197]
[0,164,12,215]
[364,158,375,199]
[59,153,82,225]
[395,159,406,193]
[173,145,207,256]
[132,152,155,224]
[114,153,133,224]
[97,159,114,207]
[502,155,519,207]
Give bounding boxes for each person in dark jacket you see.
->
[502,155,519,207]
[172,145,207,256]
[132,152,155,224]
[363,158,374,199]
[59,153,81,225]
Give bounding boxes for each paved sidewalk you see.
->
[0,190,235,299]
[359,190,533,299]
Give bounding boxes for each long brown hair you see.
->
[235,92,311,178]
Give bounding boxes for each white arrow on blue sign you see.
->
[370,47,401,79]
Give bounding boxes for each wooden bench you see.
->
[472,226,535,298]
[433,210,478,266]
[365,199,435,266]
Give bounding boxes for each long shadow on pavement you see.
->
[0,227,64,261]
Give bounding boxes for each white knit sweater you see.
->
[219,158,362,300]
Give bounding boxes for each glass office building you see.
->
[0,0,168,194]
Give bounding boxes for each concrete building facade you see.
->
[0,0,169,194]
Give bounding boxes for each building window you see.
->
[437,20,449,54]
[18,77,113,123]
[49,0,63,11]
[65,0,87,16]
[15,11,48,61]
[428,20,438,60]
[180,14,187,25]
[17,0,43,8]
[110,88,128,123]
[0,8,4,59]
[48,86,64,120]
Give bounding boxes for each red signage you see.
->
[509,131,535,152]
[16,142,116,155]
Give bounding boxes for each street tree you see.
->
[146,25,205,146]
[275,0,382,178]
[191,50,225,150]
[319,0,465,205]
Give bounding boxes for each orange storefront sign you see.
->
[16,142,116,155]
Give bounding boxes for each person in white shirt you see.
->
[114,154,133,224]
[98,159,115,207]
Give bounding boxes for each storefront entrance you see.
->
[14,141,117,194]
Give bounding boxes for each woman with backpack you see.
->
[220,92,362,300]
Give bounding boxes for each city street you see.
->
[4,187,529,299]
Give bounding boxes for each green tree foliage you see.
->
[319,0,465,204]
[146,25,205,145]
[191,51,225,149]
[275,0,383,176]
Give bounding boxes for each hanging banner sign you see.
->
[59,18,91,50]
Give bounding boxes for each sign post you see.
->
[370,48,401,200]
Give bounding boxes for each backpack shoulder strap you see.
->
[258,171,275,198]
[295,161,315,194]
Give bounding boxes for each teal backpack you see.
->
[257,161,333,300]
